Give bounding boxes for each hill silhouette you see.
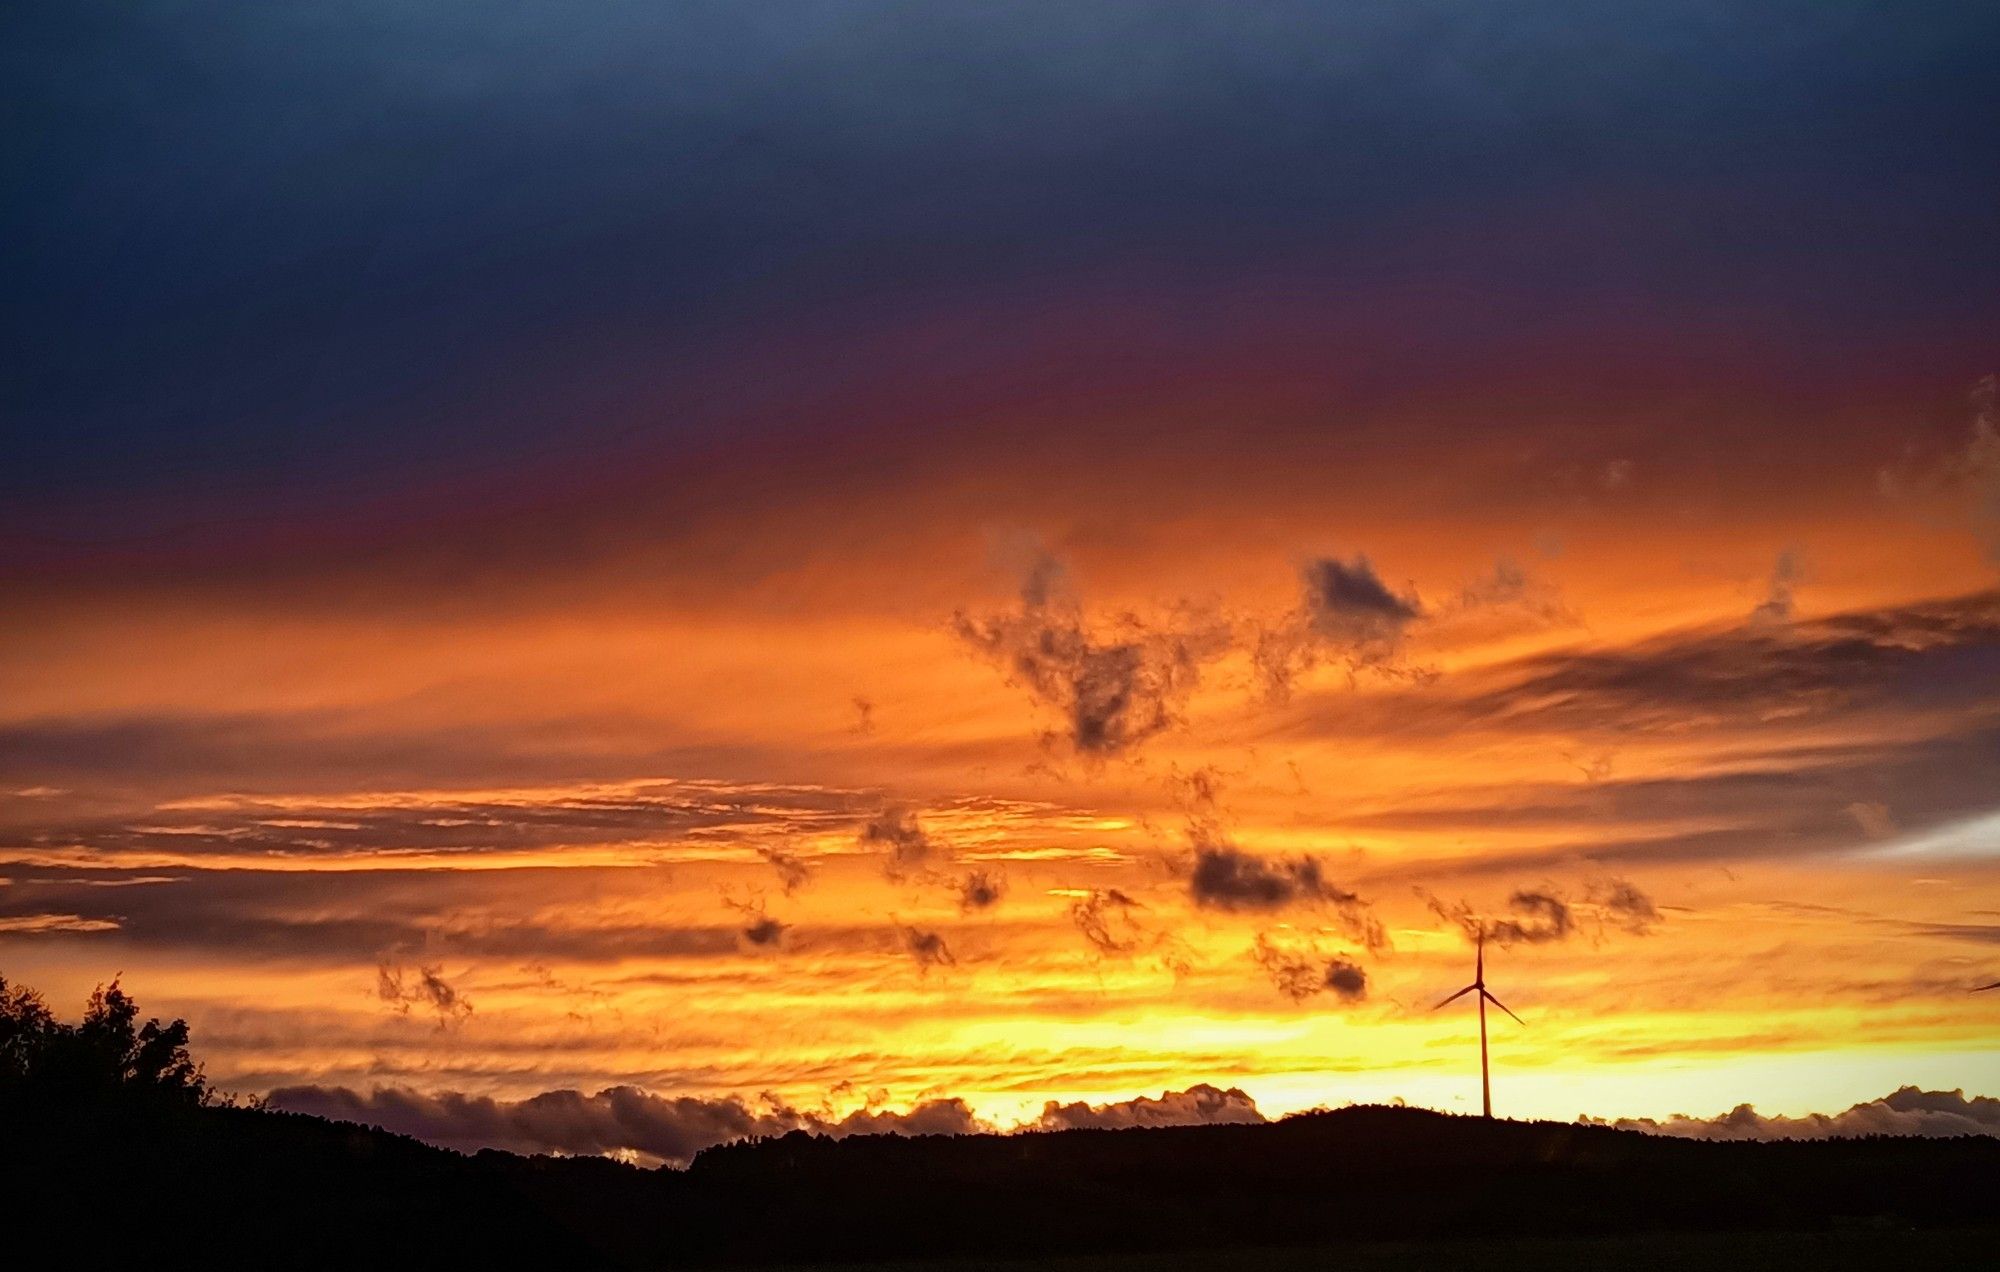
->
[5,976,1996,1269]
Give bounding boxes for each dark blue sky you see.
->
[6,2,1998,547]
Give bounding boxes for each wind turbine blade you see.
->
[1482,989,1525,1025]
[1432,984,1477,1011]
[1975,981,2000,993]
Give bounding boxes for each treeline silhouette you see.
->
[4,975,1997,1270]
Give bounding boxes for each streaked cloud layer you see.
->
[5,2,1998,1140]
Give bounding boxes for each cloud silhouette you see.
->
[1595,1086,2000,1141]
[268,1084,988,1167]
[1033,1083,1266,1131]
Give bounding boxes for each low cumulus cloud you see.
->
[953,546,1232,759]
[1594,1087,2000,1141]
[1033,1083,1266,1131]
[269,1085,988,1167]
[1251,934,1368,1004]
[376,962,473,1028]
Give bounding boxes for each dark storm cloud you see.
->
[268,1084,988,1167]
[1033,1083,1266,1131]
[1595,1087,2000,1141]
[1251,935,1369,1005]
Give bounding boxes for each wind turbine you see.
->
[1976,981,2000,992]
[1432,932,1523,1119]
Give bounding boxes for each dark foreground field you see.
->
[8,1097,1997,1270]
[749,1229,1994,1272]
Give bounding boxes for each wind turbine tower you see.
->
[1432,932,1523,1119]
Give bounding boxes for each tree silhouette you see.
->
[0,974,207,1108]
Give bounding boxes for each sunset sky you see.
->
[5,2,1999,1154]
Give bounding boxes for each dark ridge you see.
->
[5,977,1997,1269]
[11,1098,2000,1270]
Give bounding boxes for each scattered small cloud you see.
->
[376,961,473,1028]
[1587,877,1661,935]
[900,925,954,971]
[956,869,1006,913]
[1186,831,1385,951]
[1251,933,1369,1004]
[1068,888,1147,956]
[862,806,942,881]
[755,844,813,895]
[954,547,1231,759]
[1426,879,1662,944]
